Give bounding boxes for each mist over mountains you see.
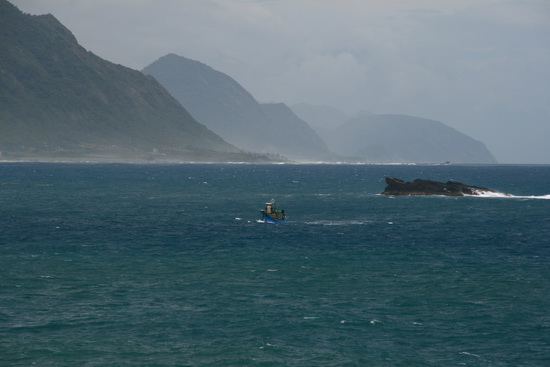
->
[2,0,498,164]
[333,114,496,164]
[142,54,329,160]
[292,104,496,163]
[291,103,349,131]
[143,54,497,164]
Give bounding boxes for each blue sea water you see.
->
[1,163,549,366]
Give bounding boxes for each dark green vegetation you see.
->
[0,1,277,162]
[143,54,330,160]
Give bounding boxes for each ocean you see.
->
[1,163,549,366]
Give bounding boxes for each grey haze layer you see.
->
[142,54,329,160]
[291,103,349,131]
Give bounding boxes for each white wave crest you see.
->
[470,190,550,199]
[305,220,370,226]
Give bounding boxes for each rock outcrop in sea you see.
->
[381,177,507,196]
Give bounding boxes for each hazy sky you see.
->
[11,0,550,163]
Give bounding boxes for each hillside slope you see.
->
[142,54,329,160]
[0,0,239,161]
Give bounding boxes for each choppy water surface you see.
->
[1,163,549,366]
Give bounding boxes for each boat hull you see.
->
[259,211,286,224]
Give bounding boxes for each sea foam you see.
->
[471,190,550,199]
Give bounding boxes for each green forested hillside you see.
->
[0,0,245,161]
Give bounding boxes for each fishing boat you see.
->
[259,199,286,223]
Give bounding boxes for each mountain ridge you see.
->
[330,114,497,163]
[0,1,269,162]
[142,54,330,160]
[290,103,497,163]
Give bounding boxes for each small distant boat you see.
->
[259,199,287,223]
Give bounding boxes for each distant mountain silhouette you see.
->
[291,104,496,163]
[0,0,249,161]
[142,54,329,160]
[328,114,497,163]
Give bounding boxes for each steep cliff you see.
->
[142,54,329,159]
[0,0,238,160]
